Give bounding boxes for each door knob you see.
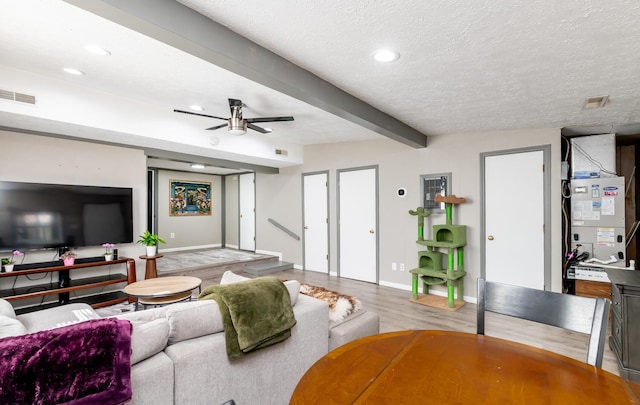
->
[304,226,309,230]
[488,235,494,240]
[370,229,375,234]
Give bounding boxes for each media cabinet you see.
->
[0,257,136,315]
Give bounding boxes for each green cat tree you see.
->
[409,194,467,309]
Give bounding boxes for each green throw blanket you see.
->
[198,277,297,360]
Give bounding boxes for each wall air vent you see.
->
[275,149,288,156]
[0,88,36,104]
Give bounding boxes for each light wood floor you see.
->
[204,268,620,376]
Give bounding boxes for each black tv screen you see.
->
[0,181,133,251]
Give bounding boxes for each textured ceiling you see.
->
[180,0,640,135]
[1,0,640,174]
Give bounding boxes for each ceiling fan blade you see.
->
[206,123,228,131]
[246,116,294,123]
[247,123,271,134]
[173,109,227,120]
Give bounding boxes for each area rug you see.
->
[157,249,271,273]
[299,283,362,323]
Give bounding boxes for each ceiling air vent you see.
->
[582,95,609,109]
[0,88,36,104]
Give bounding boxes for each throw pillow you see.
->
[0,299,16,319]
[0,314,27,338]
[166,300,224,345]
[219,271,300,306]
[129,318,170,365]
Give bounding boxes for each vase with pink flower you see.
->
[102,243,115,261]
[60,250,77,266]
[2,250,23,272]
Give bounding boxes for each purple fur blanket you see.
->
[0,318,132,405]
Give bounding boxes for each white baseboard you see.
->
[379,280,475,304]
[160,243,221,253]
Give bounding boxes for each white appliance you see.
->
[571,177,626,267]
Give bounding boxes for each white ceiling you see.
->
[1,0,640,174]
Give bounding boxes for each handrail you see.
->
[268,218,300,241]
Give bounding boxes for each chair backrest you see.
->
[477,278,611,368]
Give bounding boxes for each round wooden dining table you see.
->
[290,330,640,404]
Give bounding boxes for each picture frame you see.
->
[169,180,212,216]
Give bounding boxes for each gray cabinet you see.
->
[606,268,640,383]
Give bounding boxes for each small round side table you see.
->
[139,254,164,279]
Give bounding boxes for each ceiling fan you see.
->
[174,98,294,135]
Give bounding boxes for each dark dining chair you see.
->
[477,278,611,368]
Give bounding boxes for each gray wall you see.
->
[157,169,222,251]
[1,126,562,300]
[0,129,148,280]
[255,127,562,299]
[224,174,240,249]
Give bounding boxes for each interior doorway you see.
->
[481,146,551,289]
[337,166,378,283]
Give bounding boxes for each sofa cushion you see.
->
[220,271,300,306]
[0,314,27,338]
[17,303,99,333]
[0,299,16,319]
[166,300,224,345]
[129,318,170,365]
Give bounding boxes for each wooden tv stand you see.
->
[0,257,136,315]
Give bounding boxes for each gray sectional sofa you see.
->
[0,273,379,404]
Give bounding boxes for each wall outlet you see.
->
[400,263,405,271]
[170,232,175,238]
[392,262,397,271]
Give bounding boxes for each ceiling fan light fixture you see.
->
[228,117,247,135]
[373,49,400,63]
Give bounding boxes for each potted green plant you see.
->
[137,230,166,257]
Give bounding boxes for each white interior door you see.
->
[303,172,329,273]
[339,167,377,283]
[483,150,546,289]
[239,173,255,251]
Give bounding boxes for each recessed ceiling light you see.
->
[373,49,400,63]
[84,45,111,56]
[190,105,205,111]
[63,68,85,76]
[190,163,205,169]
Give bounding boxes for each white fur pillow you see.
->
[219,271,300,306]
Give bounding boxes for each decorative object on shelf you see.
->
[2,250,23,272]
[102,243,115,261]
[169,179,212,216]
[60,250,77,266]
[409,194,467,310]
[136,231,166,257]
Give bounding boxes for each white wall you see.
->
[0,129,148,281]
[256,127,562,299]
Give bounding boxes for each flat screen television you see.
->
[0,181,134,252]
